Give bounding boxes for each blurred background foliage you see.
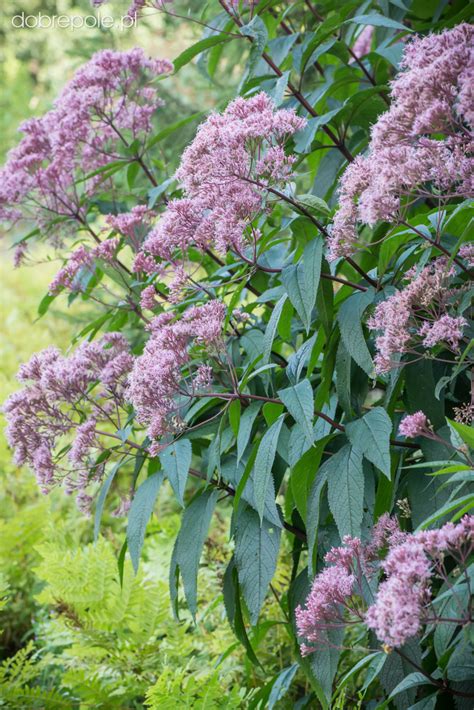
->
[0,3,306,706]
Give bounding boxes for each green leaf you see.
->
[127,472,164,573]
[306,472,328,576]
[282,239,323,333]
[127,161,140,189]
[267,664,299,709]
[148,178,174,208]
[94,460,122,541]
[335,339,352,415]
[278,380,315,448]
[389,673,434,698]
[159,439,192,507]
[171,489,219,617]
[234,506,281,625]
[253,415,285,523]
[347,14,411,31]
[173,35,232,72]
[416,494,474,530]
[346,407,392,478]
[380,640,422,708]
[269,70,290,107]
[297,194,331,216]
[327,445,365,538]
[237,402,262,464]
[447,641,474,682]
[240,16,268,76]
[339,652,385,690]
[262,293,288,365]
[224,561,262,668]
[446,418,474,450]
[229,399,241,437]
[286,333,317,385]
[408,696,437,710]
[294,108,343,153]
[337,288,375,376]
[146,112,202,149]
[37,293,56,318]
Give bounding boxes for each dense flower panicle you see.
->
[133,251,160,275]
[330,24,474,260]
[49,238,121,295]
[140,284,158,311]
[366,516,474,647]
[0,49,172,232]
[365,572,429,648]
[296,566,355,655]
[367,258,466,372]
[107,206,155,252]
[297,515,474,654]
[3,335,133,503]
[137,93,305,262]
[127,301,226,447]
[364,512,406,560]
[398,411,429,438]
[418,314,467,349]
[295,536,362,654]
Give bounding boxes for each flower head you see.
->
[398,411,429,438]
[330,24,474,260]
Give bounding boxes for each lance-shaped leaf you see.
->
[173,34,232,72]
[337,288,375,376]
[253,415,285,523]
[281,239,323,333]
[268,664,299,709]
[237,402,262,463]
[94,459,123,541]
[234,505,281,625]
[278,380,315,449]
[127,472,164,573]
[170,489,219,618]
[327,445,365,539]
[159,439,192,507]
[262,293,287,365]
[240,15,268,76]
[286,333,317,385]
[306,471,328,576]
[346,407,392,479]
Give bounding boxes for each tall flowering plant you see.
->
[2,1,473,705]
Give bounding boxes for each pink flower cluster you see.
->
[330,24,474,259]
[295,536,362,655]
[107,206,155,251]
[3,335,133,509]
[135,93,305,262]
[367,258,467,373]
[49,238,120,295]
[0,49,172,230]
[296,514,474,653]
[366,516,474,647]
[127,301,226,451]
[398,411,429,438]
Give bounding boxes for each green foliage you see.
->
[1,0,474,707]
